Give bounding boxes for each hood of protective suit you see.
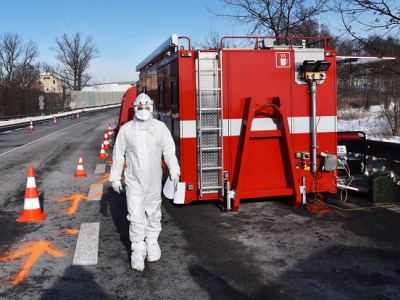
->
[133,93,154,121]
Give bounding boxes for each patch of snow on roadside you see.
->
[337,104,400,144]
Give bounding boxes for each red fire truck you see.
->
[122,34,338,211]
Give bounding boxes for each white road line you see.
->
[0,121,85,157]
[73,222,100,265]
[95,163,106,174]
[88,184,103,201]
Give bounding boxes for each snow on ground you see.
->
[337,104,400,144]
[81,83,131,92]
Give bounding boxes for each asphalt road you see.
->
[0,107,399,299]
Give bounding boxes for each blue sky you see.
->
[0,0,249,83]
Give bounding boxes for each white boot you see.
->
[146,241,161,262]
[131,244,146,271]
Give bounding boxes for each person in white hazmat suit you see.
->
[109,93,180,271]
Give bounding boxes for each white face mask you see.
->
[135,109,151,121]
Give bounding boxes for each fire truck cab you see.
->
[115,85,137,134]
[135,34,338,211]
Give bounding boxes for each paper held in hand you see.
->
[163,177,186,204]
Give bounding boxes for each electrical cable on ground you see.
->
[306,170,334,214]
[306,192,334,214]
[323,203,399,211]
[335,159,353,202]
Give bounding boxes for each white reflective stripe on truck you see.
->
[180,116,337,138]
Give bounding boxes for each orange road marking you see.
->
[63,228,80,235]
[55,194,93,214]
[0,240,65,285]
[92,173,110,188]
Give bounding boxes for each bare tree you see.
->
[209,0,329,37]
[52,32,99,91]
[334,0,400,61]
[290,17,332,37]
[195,30,223,49]
[333,1,400,136]
[336,35,400,136]
[335,0,399,42]
[0,32,39,88]
[379,75,400,136]
[0,32,40,116]
[195,30,238,49]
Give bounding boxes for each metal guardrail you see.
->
[0,112,87,132]
[0,113,43,121]
[0,105,121,131]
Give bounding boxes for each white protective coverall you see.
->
[109,93,180,271]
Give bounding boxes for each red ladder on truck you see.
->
[230,97,302,211]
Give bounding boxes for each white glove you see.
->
[111,180,123,194]
[171,175,180,189]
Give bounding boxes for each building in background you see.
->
[32,73,65,113]
[34,73,64,92]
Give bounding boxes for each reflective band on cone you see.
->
[108,124,113,139]
[103,131,110,149]
[98,143,107,159]
[16,166,47,222]
[74,155,87,178]
[29,120,34,131]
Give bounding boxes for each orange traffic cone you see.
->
[74,155,87,178]
[29,120,34,131]
[98,142,107,159]
[76,113,80,118]
[103,130,110,149]
[53,116,57,124]
[16,166,48,222]
[107,124,113,139]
